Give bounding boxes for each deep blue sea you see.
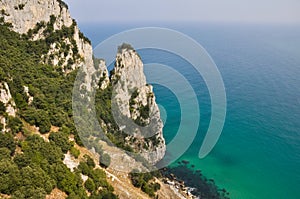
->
[80,22,300,198]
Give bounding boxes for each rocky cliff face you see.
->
[110,44,166,164]
[0,0,95,78]
[0,0,72,34]
[0,81,17,132]
[1,0,165,165]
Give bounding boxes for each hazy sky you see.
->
[64,0,300,24]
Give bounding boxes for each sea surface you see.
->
[80,22,300,198]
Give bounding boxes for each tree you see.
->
[70,147,80,158]
[0,147,11,160]
[49,131,72,153]
[89,169,111,190]
[85,155,95,168]
[13,153,31,168]
[36,110,51,134]
[78,162,90,176]
[0,101,6,115]
[84,178,96,192]
[12,186,47,199]
[0,159,20,194]
[7,116,23,134]
[99,153,111,168]
[0,133,16,155]
[20,165,55,194]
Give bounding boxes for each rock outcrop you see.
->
[0,82,16,117]
[0,0,72,34]
[0,0,96,79]
[110,44,166,164]
[0,81,17,132]
[1,0,165,165]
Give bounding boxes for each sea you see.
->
[79,22,300,199]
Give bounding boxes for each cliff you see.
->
[0,0,172,198]
[0,0,96,77]
[0,81,17,132]
[110,44,166,164]
[1,0,165,166]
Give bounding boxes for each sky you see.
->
[64,0,300,25]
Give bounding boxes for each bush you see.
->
[49,131,72,153]
[0,16,119,199]
[0,147,11,160]
[0,160,21,194]
[78,162,90,176]
[84,178,96,192]
[0,133,16,155]
[7,116,23,134]
[0,101,6,115]
[39,120,51,133]
[70,147,80,158]
[99,153,111,168]
[129,170,161,197]
[117,43,134,53]
[12,187,47,199]
[86,155,96,168]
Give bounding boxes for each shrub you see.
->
[0,133,16,155]
[129,170,161,197]
[99,153,111,168]
[84,178,96,192]
[78,162,90,176]
[0,101,6,115]
[85,155,96,168]
[70,147,80,158]
[49,131,72,153]
[0,147,11,160]
[7,116,23,134]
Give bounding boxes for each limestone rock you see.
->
[23,86,34,105]
[0,82,17,132]
[97,59,110,90]
[0,82,16,117]
[111,44,166,164]
[0,0,94,75]
[0,0,72,34]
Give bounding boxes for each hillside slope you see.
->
[0,0,177,198]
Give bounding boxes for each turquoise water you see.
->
[81,23,300,198]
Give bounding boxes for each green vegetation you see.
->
[0,133,16,155]
[117,43,134,53]
[70,147,80,158]
[94,83,134,151]
[0,101,6,115]
[129,170,161,198]
[24,15,82,71]
[85,178,96,192]
[7,116,23,134]
[0,12,229,199]
[99,153,111,168]
[0,134,86,198]
[129,89,138,110]
[49,131,72,153]
[58,0,69,9]
[0,19,77,133]
[129,88,151,127]
[77,156,116,198]
[0,18,117,198]
[79,31,91,44]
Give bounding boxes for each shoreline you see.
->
[160,160,230,199]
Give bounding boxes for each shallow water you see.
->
[82,23,300,198]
